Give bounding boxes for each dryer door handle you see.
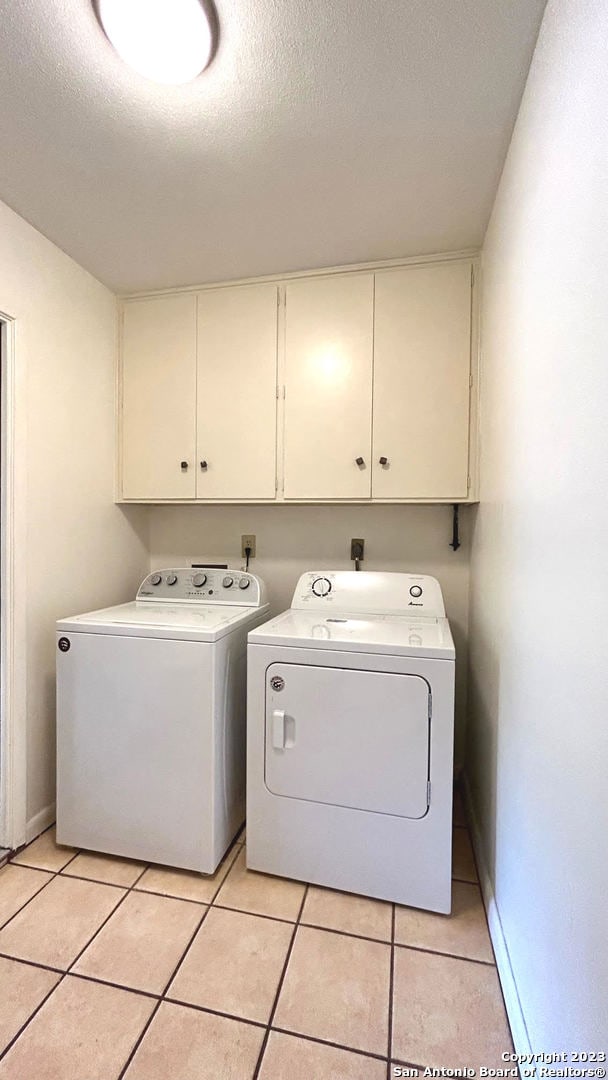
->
[271,709,286,749]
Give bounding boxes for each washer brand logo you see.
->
[270,676,285,691]
[58,637,71,652]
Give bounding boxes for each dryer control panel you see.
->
[137,568,267,607]
[291,571,446,617]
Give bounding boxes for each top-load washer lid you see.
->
[57,568,269,642]
[248,570,454,659]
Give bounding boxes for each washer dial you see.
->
[222,576,234,588]
[192,573,207,587]
[238,578,250,590]
[312,577,332,597]
[166,574,178,586]
[150,573,162,586]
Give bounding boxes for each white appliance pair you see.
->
[57,566,455,912]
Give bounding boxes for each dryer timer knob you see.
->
[312,577,332,597]
[409,585,423,598]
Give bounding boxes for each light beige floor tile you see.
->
[12,827,76,872]
[136,848,234,904]
[453,787,467,826]
[124,1000,264,1080]
[301,884,392,941]
[63,850,146,887]
[74,890,203,994]
[215,848,305,921]
[259,1030,387,1079]
[169,906,292,1022]
[0,974,154,1080]
[0,864,53,928]
[0,875,125,969]
[274,925,390,1056]
[392,948,512,1067]
[0,957,60,1053]
[395,881,493,962]
[453,828,478,882]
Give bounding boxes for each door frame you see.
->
[0,312,27,850]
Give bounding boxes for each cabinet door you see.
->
[372,262,472,499]
[283,274,373,499]
[121,294,197,499]
[196,284,278,500]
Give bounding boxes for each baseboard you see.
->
[25,802,55,845]
[462,774,533,1062]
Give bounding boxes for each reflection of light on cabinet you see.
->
[311,344,349,385]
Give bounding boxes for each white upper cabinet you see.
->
[196,284,278,500]
[121,294,197,499]
[282,274,374,499]
[118,257,476,503]
[372,261,472,499]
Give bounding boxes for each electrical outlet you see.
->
[350,538,365,561]
[241,534,256,558]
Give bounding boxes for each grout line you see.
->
[0,964,64,1063]
[117,842,243,1079]
[0,951,64,976]
[387,903,396,1079]
[452,876,479,885]
[0,846,87,934]
[212,901,297,925]
[252,883,309,1080]
[270,1024,389,1064]
[68,970,161,1002]
[300,918,391,946]
[164,997,267,1031]
[394,941,495,967]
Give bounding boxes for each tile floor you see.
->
[0,791,513,1079]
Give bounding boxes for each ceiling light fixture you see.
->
[95,0,216,85]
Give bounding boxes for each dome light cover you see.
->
[96,0,215,85]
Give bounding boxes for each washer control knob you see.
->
[166,574,178,586]
[192,573,207,587]
[409,585,423,598]
[223,576,234,588]
[312,577,332,597]
[150,573,162,586]
[238,578,250,590]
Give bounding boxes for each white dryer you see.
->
[57,567,268,873]
[247,570,455,913]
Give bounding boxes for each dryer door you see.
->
[265,663,430,819]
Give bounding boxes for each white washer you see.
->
[247,570,455,913]
[57,567,268,873]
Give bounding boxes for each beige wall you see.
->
[468,0,608,1050]
[0,199,150,840]
[149,502,472,762]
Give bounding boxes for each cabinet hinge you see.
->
[426,780,432,805]
[467,474,471,491]
[276,385,286,400]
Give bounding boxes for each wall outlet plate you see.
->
[241,534,256,558]
[350,538,365,561]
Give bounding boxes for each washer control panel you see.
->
[136,569,267,607]
[292,570,446,617]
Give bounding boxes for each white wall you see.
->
[468,0,608,1050]
[149,502,471,762]
[0,199,150,841]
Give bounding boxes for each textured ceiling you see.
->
[0,0,546,293]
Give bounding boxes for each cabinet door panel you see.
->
[283,274,373,499]
[196,284,278,499]
[121,295,197,499]
[372,262,472,499]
